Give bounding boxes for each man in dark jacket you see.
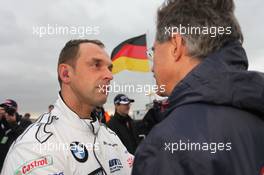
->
[107,94,138,154]
[132,0,264,175]
[139,100,167,137]
[0,99,32,171]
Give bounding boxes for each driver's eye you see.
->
[94,61,101,68]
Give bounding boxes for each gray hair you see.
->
[156,0,243,59]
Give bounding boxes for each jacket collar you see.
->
[165,41,264,117]
[55,93,100,135]
[114,112,131,124]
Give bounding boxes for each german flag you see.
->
[111,34,150,74]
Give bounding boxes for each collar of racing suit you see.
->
[54,93,100,135]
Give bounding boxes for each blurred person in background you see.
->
[107,94,139,154]
[0,99,32,171]
[48,104,54,113]
[141,99,169,137]
[92,106,111,124]
[23,113,31,120]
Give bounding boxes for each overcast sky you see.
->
[0,0,263,118]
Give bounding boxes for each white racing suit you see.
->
[1,95,134,175]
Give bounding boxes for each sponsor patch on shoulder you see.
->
[14,155,53,175]
[109,158,123,173]
[103,141,118,147]
[127,156,134,168]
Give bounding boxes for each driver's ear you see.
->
[58,64,72,84]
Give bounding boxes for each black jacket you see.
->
[0,113,32,171]
[107,112,138,154]
[133,106,164,141]
[142,105,164,136]
[132,41,264,175]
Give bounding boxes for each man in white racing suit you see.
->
[1,39,134,175]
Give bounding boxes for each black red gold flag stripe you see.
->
[111,34,150,74]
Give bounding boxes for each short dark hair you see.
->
[57,39,104,86]
[156,0,243,59]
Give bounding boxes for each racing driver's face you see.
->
[68,43,113,107]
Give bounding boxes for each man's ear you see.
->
[170,34,184,62]
[58,64,72,84]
